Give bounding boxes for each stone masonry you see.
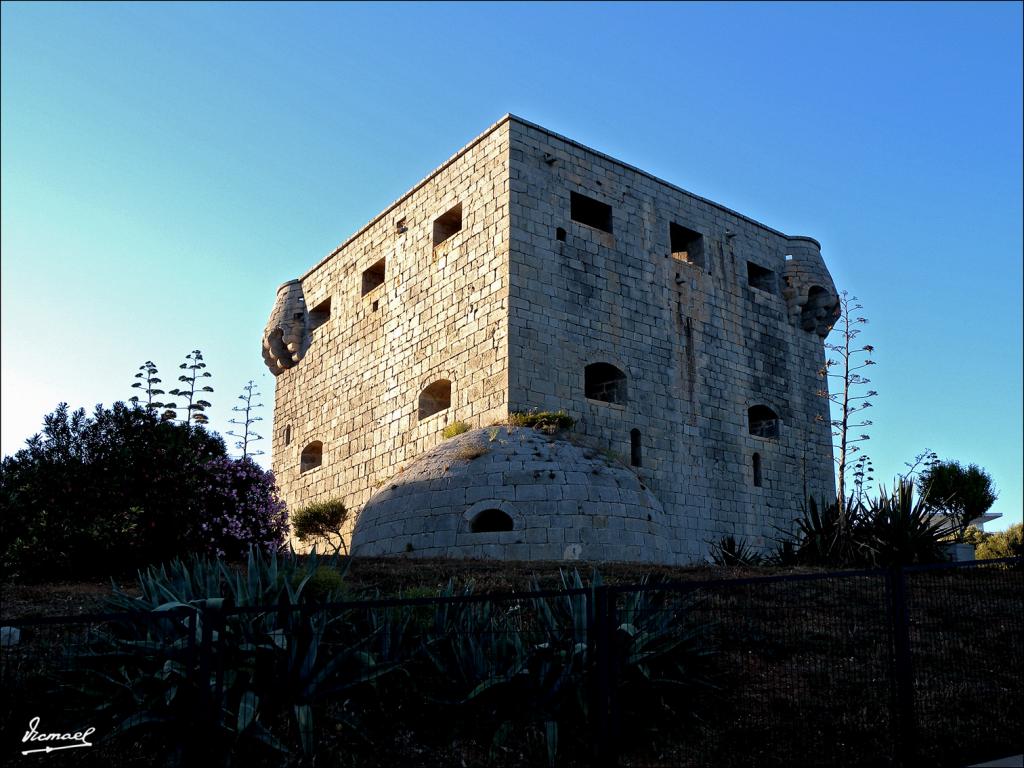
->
[263,115,840,564]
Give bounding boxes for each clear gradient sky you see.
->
[2,2,1021,530]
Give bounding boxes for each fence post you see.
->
[887,566,917,766]
[589,585,607,767]
[590,585,618,768]
[196,599,227,733]
[605,587,619,768]
[196,601,212,718]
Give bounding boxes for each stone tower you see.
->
[262,115,839,564]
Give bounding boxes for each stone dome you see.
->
[351,426,679,564]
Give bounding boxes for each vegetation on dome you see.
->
[507,410,575,432]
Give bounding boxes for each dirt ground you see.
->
[0,556,804,620]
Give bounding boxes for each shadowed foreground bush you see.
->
[0,402,288,580]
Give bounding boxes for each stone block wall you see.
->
[505,118,836,558]
[269,120,513,540]
[266,115,839,561]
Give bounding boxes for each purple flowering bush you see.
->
[196,456,289,559]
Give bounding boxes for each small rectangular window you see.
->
[570,192,613,233]
[747,261,776,294]
[308,297,331,331]
[670,222,704,267]
[361,259,386,296]
[433,204,462,247]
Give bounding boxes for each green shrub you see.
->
[961,525,987,547]
[507,410,575,432]
[292,499,349,555]
[441,420,471,439]
[976,523,1024,560]
[294,564,348,601]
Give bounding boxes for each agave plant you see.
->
[106,546,350,612]
[708,535,764,567]
[613,579,720,745]
[779,483,953,568]
[766,539,800,566]
[778,496,874,567]
[516,569,597,766]
[70,547,390,764]
[862,480,951,566]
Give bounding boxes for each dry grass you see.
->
[452,445,490,462]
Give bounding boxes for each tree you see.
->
[1,402,226,579]
[819,291,877,521]
[129,360,168,414]
[917,460,998,542]
[226,380,265,459]
[168,350,214,426]
[292,500,350,555]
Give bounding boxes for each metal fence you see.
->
[1,557,1021,767]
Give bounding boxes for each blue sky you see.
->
[2,2,1021,529]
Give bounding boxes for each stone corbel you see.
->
[782,237,841,338]
[262,279,310,375]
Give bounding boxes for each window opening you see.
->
[748,405,780,439]
[753,452,763,487]
[361,259,385,296]
[670,222,705,267]
[300,441,323,473]
[570,192,613,233]
[556,227,566,241]
[471,509,514,533]
[747,262,776,293]
[433,204,463,247]
[308,297,331,332]
[630,429,642,467]
[284,425,292,446]
[585,363,628,404]
[418,379,452,420]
